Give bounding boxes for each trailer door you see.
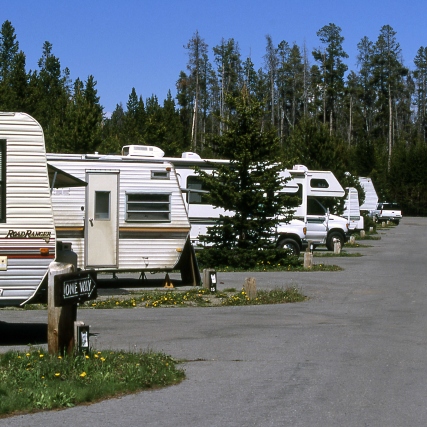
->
[86,171,119,267]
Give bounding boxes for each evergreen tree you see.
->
[99,103,126,154]
[0,20,24,110]
[59,76,103,153]
[313,23,348,134]
[185,31,209,151]
[370,25,408,168]
[197,88,297,268]
[161,90,188,156]
[413,46,427,142]
[27,41,71,151]
[264,35,278,127]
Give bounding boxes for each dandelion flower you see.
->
[80,372,87,378]
[55,373,60,377]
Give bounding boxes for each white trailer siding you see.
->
[0,113,56,306]
[358,177,378,212]
[48,157,190,272]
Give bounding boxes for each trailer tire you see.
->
[277,238,300,256]
[326,231,344,251]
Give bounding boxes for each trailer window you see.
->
[95,191,111,220]
[187,176,209,205]
[0,140,5,222]
[151,170,170,180]
[126,193,171,222]
[310,178,329,189]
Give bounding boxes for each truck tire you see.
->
[278,238,300,256]
[326,231,344,251]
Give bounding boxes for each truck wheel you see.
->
[278,238,300,256]
[326,231,344,251]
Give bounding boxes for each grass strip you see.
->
[0,348,184,417]
[81,287,307,309]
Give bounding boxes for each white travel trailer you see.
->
[0,112,87,307]
[46,153,199,285]
[122,146,231,246]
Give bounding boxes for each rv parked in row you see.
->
[0,113,200,308]
[278,165,352,252]
[0,112,87,307]
[46,153,200,285]
[122,145,355,254]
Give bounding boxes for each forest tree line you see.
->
[1,20,427,215]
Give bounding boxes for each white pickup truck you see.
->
[371,202,402,225]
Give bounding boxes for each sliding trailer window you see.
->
[125,193,171,222]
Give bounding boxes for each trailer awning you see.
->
[47,163,87,188]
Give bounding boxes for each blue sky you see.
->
[2,0,426,114]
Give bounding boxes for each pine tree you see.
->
[27,41,71,151]
[413,46,427,142]
[313,23,348,134]
[197,88,297,268]
[0,20,22,110]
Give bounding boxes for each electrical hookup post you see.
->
[48,262,97,355]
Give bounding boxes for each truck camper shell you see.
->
[281,166,350,250]
[47,152,199,285]
[0,112,87,307]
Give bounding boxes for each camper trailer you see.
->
[122,145,231,246]
[46,153,199,285]
[0,112,87,307]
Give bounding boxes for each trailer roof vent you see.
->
[121,145,165,158]
[181,152,201,159]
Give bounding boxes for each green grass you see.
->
[0,348,184,418]
[216,262,342,272]
[81,286,307,309]
[221,287,306,306]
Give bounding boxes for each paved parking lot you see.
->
[1,217,426,426]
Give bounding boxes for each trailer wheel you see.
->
[326,231,344,251]
[278,238,300,256]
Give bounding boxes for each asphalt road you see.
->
[1,217,427,426]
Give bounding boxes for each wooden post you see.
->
[243,277,257,299]
[304,242,313,269]
[48,262,77,355]
[203,268,217,292]
[334,239,341,254]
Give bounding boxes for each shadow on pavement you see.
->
[0,321,47,346]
